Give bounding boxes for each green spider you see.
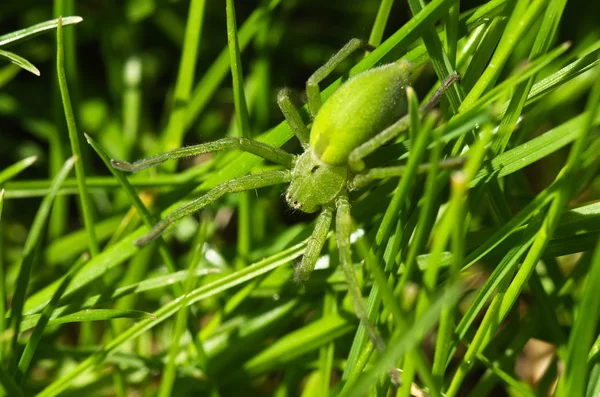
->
[111,39,459,374]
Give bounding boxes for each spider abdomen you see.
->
[309,60,412,166]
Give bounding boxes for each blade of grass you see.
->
[157,216,210,397]
[0,156,37,185]
[345,283,462,397]
[15,253,89,383]
[57,17,98,256]
[18,268,220,331]
[406,0,464,113]
[7,156,77,367]
[492,0,568,154]
[84,134,180,284]
[459,0,548,113]
[0,190,4,362]
[184,0,282,130]
[0,16,82,47]
[160,0,206,156]
[0,49,39,75]
[37,238,307,397]
[0,366,23,397]
[226,0,252,265]
[368,0,396,48]
[243,313,355,376]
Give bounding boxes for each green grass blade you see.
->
[7,156,77,366]
[0,156,37,185]
[15,254,89,383]
[226,0,252,264]
[406,0,464,112]
[368,0,396,47]
[345,283,462,397]
[37,239,307,397]
[160,0,206,155]
[184,0,282,130]
[0,49,39,76]
[0,16,82,47]
[460,0,547,113]
[84,133,180,282]
[0,190,4,362]
[157,218,209,397]
[56,17,99,256]
[0,366,24,397]
[18,268,219,332]
[244,313,355,376]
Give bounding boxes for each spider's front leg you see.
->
[306,38,375,118]
[135,170,292,246]
[294,205,334,282]
[111,137,295,172]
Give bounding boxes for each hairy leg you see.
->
[352,156,466,189]
[306,38,374,118]
[294,205,334,282]
[136,170,291,246]
[277,88,310,148]
[111,137,295,172]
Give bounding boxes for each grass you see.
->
[0,0,599,396]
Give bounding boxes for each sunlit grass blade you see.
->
[57,17,98,256]
[368,0,396,48]
[20,309,155,333]
[7,156,77,366]
[0,49,39,75]
[160,0,206,155]
[18,268,219,331]
[243,313,355,376]
[0,16,82,47]
[343,282,463,397]
[406,0,464,112]
[16,253,89,383]
[0,156,37,185]
[226,0,252,264]
[84,133,180,280]
[185,0,282,130]
[0,190,4,361]
[157,217,210,397]
[37,239,307,397]
[460,0,547,112]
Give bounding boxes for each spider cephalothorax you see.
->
[285,151,347,213]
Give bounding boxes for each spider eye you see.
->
[310,165,319,173]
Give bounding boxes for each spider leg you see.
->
[348,71,460,172]
[294,205,334,282]
[352,156,466,189]
[306,38,375,118]
[335,192,401,386]
[135,170,291,246]
[111,137,295,172]
[277,88,310,148]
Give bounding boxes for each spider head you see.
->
[285,151,347,213]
